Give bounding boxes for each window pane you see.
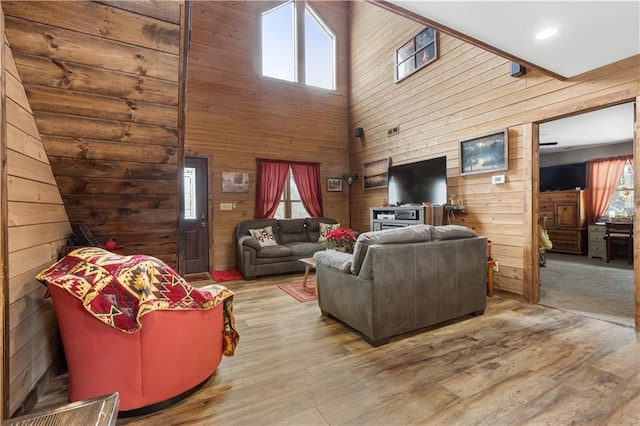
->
[291,201,309,219]
[274,202,285,219]
[183,167,196,219]
[262,2,296,82]
[304,7,335,90]
[290,173,301,201]
[607,160,634,218]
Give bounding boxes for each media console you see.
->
[370,205,445,231]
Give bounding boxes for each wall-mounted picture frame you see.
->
[327,178,343,192]
[459,129,508,176]
[222,172,249,193]
[395,27,438,83]
[363,158,390,190]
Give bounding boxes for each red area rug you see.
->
[211,269,244,282]
[277,281,317,303]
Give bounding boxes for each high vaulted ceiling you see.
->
[385,1,640,79]
[380,1,639,152]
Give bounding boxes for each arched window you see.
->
[261,1,336,91]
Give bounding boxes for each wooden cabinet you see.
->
[538,190,587,255]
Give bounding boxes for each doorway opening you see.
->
[536,102,636,327]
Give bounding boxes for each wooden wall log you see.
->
[5,0,183,270]
[12,53,179,105]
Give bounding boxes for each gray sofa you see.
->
[313,224,487,346]
[236,217,338,279]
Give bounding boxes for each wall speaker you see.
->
[355,127,364,138]
[510,62,527,77]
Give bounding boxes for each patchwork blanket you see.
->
[36,247,239,356]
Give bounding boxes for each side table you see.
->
[298,257,317,293]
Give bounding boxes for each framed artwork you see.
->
[222,172,249,193]
[395,27,438,82]
[327,178,343,192]
[363,158,390,190]
[459,130,509,176]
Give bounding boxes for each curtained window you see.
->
[255,159,323,219]
[586,155,632,223]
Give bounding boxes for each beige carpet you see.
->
[540,252,635,327]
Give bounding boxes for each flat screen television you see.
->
[388,156,447,206]
[540,162,587,192]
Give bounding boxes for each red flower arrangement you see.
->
[325,228,357,253]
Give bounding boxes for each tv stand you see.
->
[370,205,445,231]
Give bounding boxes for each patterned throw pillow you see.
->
[249,226,278,247]
[318,222,340,242]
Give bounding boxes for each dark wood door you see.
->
[181,157,209,274]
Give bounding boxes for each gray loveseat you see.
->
[236,217,338,279]
[313,224,487,346]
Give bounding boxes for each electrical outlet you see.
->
[220,203,235,211]
[493,261,500,272]
[387,126,399,136]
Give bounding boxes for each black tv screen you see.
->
[540,162,586,192]
[388,156,447,206]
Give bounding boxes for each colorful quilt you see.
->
[36,247,239,356]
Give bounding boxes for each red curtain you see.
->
[291,162,324,217]
[254,159,289,218]
[586,155,630,223]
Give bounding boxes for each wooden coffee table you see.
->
[298,257,316,292]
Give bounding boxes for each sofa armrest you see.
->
[313,250,353,273]
[239,235,261,250]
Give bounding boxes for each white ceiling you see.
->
[539,102,635,152]
[385,1,639,152]
[388,1,640,79]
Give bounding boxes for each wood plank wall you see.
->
[0,5,6,419]
[4,30,71,414]
[350,2,639,299]
[185,1,350,270]
[2,0,184,267]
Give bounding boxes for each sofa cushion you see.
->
[249,226,278,247]
[430,225,478,240]
[277,219,308,244]
[351,225,432,275]
[305,217,338,241]
[318,222,341,242]
[256,245,294,258]
[286,241,326,257]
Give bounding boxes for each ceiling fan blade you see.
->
[539,142,558,146]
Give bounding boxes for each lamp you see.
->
[343,173,358,228]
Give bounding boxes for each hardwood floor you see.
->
[32,274,640,425]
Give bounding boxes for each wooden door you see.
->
[555,202,577,228]
[181,157,209,274]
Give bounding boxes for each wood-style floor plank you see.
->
[29,273,640,425]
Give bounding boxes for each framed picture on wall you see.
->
[363,158,390,190]
[459,129,508,176]
[327,178,343,192]
[222,172,249,193]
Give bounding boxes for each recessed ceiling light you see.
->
[536,27,558,40]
